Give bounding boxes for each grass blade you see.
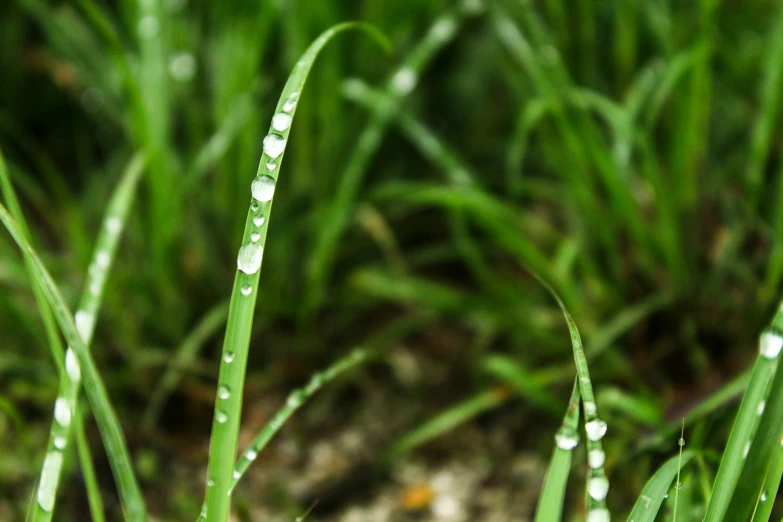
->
[229,348,368,491]
[201,23,389,522]
[626,450,696,522]
[534,379,580,522]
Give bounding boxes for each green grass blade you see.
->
[201,23,389,522]
[229,348,368,491]
[627,450,696,522]
[484,355,563,417]
[703,323,782,521]
[74,409,106,522]
[0,202,147,521]
[752,445,783,522]
[534,379,580,522]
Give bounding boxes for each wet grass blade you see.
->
[534,379,580,522]
[229,349,368,491]
[627,450,696,522]
[0,201,147,521]
[201,23,390,522]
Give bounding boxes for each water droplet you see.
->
[240,284,253,296]
[250,202,259,212]
[263,133,287,159]
[282,98,297,113]
[37,451,63,511]
[232,470,241,479]
[250,232,261,242]
[676,481,683,490]
[169,52,196,82]
[216,411,228,423]
[554,427,579,450]
[105,216,122,235]
[664,493,669,499]
[65,348,81,382]
[74,310,94,341]
[207,479,214,487]
[53,436,67,450]
[251,175,276,202]
[54,397,71,427]
[271,112,292,132]
[678,437,685,447]
[266,160,277,171]
[223,352,235,363]
[200,504,207,517]
[758,400,766,415]
[585,418,608,441]
[217,386,231,399]
[760,327,783,359]
[588,449,606,469]
[583,401,597,416]
[744,441,750,458]
[244,449,258,461]
[761,489,768,501]
[137,15,159,39]
[287,390,305,408]
[431,17,457,41]
[96,251,110,269]
[237,243,264,274]
[587,475,609,501]
[253,215,266,227]
[391,67,417,95]
[586,507,610,522]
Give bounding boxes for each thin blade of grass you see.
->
[627,450,696,522]
[483,355,563,417]
[0,202,147,521]
[533,379,580,522]
[751,444,783,522]
[201,23,390,522]
[229,348,368,491]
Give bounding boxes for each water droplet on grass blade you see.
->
[237,243,263,274]
[54,397,71,427]
[216,411,228,423]
[266,160,277,171]
[54,436,66,450]
[233,470,241,479]
[253,215,266,227]
[758,400,766,415]
[263,133,286,158]
[585,418,608,441]
[554,427,579,450]
[391,67,417,95]
[251,175,276,202]
[761,489,768,501]
[250,202,259,212]
[65,348,81,381]
[588,449,605,469]
[37,451,63,511]
[271,112,292,132]
[250,232,261,242]
[223,352,235,363]
[282,98,297,113]
[586,508,610,522]
[244,449,257,461]
[430,17,457,41]
[760,328,783,358]
[587,476,609,501]
[105,216,122,235]
[583,401,597,416]
[240,284,253,296]
[74,310,94,341]
[217,386,231,399]
[744,441,750,457]
[678,437,685,447]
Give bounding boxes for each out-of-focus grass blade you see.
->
[201,23,390,522]
[143,301,230,430]
[0,203,147,522]
[533,379,580,522]
[384,387,510,461]
[229,349,368,491]
[752,444,783,522]
[703,313,783,521]
[627,450,696,522]
[484,355,563,417]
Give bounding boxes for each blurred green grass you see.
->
[2,0,783,520]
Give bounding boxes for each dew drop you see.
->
[137,15,159,39]
[586,507,610,522]
[253,215,266,227]
[271,112,292,132]
[105,216,122,235]
[37,451,63,512]
[391,67,417,95]
[287,390,305,408]
[233,470,241,479]
[761,489,768,501]
[200,504,207,517]
[216,411,228,424]
[266,160,277,171]
[250,232,261,242]
[223,352,235,363]
[237,243,264,274]
[587,475,609,501]
[250,202,260,212]
[217,386,231,400]
[583,401,597,416]
[74,310,94,341]
[676,481,683,490]
[251,175,276,202]
[758,400,766,415]
[244,449,258,461]
[282,98,297,113]
[743,441,750,458]
[207,479,215,487]
[168,52,196,82]
[54,397,71,427]
[65,347,81,382]
[588,449,606,469]
[554,427,579,450]
[240,284,253,296]
[53,436,67,450]
[96,251,110,269]
[678,437,685,447]
[585,418,608,441]
[262,133,287,159]
[431,17,457,41]
[760,327,783,359]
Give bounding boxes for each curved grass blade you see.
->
[534,379,580,522]
[703,319,783,521]
[627,450,696,522]
[751,442,783,522]
[0,202,147,522]
[201,23,390,522]
[229,348,368,491]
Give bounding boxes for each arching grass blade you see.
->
[627,451,696,522]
